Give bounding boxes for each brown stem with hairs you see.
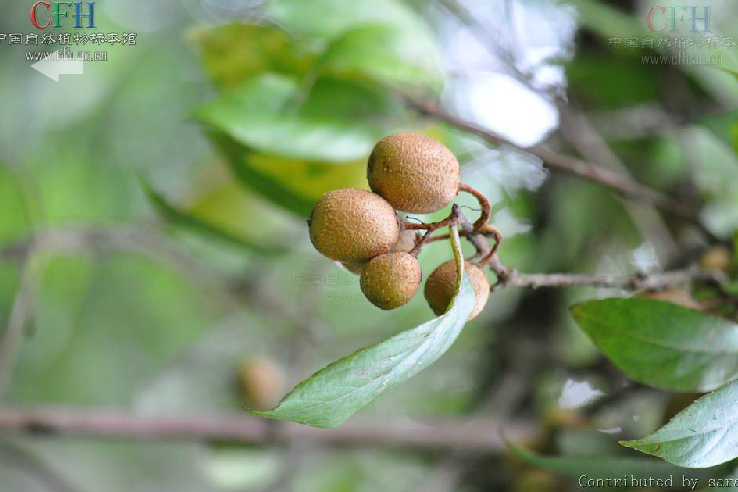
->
[458,183,491,230]
[408,205,462,255]
[477,225,503,267]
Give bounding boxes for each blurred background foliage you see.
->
[1,0,738,489]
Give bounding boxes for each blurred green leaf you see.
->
[570,298,738,392]
[567,0,648,39]
[0,165,34,244]
[256,226,476,427]
[696,110,738,157]
[508,441,717,487]
[195,73,403,162]
[267,0,432,42]
[190,24,313,92]
[141,178,286,256]
[715,67,738,82]
[210,133,368,216]
[317,23,442,90]
[621,378,738,468]
[731,123,738,156]
[570,0,738,104]
[566,51,662,110]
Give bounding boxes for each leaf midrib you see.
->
[268,322,448,419]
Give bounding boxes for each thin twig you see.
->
[0,239,40,400]
[0,440,80,492]
[0,406,537,453]
[556,102,680,261]
[487,257,725,292]
[404,97,716,241]
[477,225,503,266]
[409,205,462,255]
[458,183,491,230]
[0,225,249,305]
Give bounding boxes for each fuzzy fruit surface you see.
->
[368,133,460,214]
[309,189,399,263]
[424,260,490,320]
[360,252,422,310]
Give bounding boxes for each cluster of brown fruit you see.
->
[308,132,491,320]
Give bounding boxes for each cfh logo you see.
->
[646,6,711,33]
[30,2,96,29]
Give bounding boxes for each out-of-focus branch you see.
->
[488,257,725,292]
[0,406,537,453]
[0,224,214,280]
[556,102,679,262]
[405,97,717,241]
[0,224,256,304]
[0,238,40,400]
[0,440,80,492]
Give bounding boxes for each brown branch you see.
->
[423,215,500,264]
[405,97,716,241]
[409,205,462,255]
[477,224,503,266]
[487,257,725,292]
[556,102,679,261]
[0,406,537,453]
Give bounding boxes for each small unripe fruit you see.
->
[239,357,285,411]
[368,133,460,214]
[391,229,419,253]
[309,189,399,263]
[360,252,422,310]
[424,260,490,320]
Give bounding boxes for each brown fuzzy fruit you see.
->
[309,189,399,263]
[360,252,422,310]
[424,260,490,320]
[368,133,460,213]
[239,357,285,411]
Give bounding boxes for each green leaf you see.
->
[695,110,738,157]
[189,24,313,92]
[267,0,431,42]
[256,225,477,427]
[621,378,738,468]
[209,133,367,217]
[140,178,286,256]
[567,0,649,40]
[195,73,403,162]
[566,50,662,110]
[570,298,738,392]
[508,441,719,486]
[569,0,738,103]
[317,23,442,91]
